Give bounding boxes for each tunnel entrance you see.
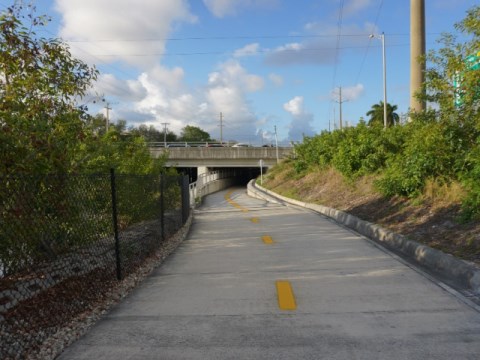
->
[174,167,266,185]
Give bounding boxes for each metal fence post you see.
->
[160,173,165,242]
[110,168,122,280]
[180,175,190,224]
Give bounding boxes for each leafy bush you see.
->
[293,122,408,179]
[376,121,458,197]
[461,141,480,220]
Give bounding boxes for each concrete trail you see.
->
[59,187,480,359]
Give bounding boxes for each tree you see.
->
[418,5,480,125]
[84,114,108,135]
[418,5,480,219]
[0,5,166,176]
[0,5,98,175]
[366,101,400,127]
[130,124,177,143]
[179,125,212,142]
[77,127,165,175]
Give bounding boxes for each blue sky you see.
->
[1,0,477,144]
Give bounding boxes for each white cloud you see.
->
[283,96,315,141]
[203,0,239,17]
[55,0,275,142]
[244,75,264,92]
[95,74,147,101]
[234,43,260,58]
[343,0,374,17]
[283,96,304,116]
[265,22,378,66]
[331,83,365,102]
[55,0,196,68]
[203,0,279,18]
[208,60,264,93]
[269,73,284,87]
[92,61,263,142]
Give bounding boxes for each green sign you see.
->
[466,51,480,70]
[454,51,480,106]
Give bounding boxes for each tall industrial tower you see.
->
[410,0,426,114]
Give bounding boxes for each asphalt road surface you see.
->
[59,187,480,359]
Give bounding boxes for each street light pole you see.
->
[370,32,388,128]
[161,122,169,147]
[274,125,279,164]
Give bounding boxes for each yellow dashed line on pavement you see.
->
[224,191,249,212]
[276,280,297,311]
[262,235,274,244]
[250,217,259,223]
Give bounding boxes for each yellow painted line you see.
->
[224,191,249,212]
[262,235,274,244]
[250,217,259,223]
[276,280,297,310]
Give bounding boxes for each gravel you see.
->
[27,214,193,360]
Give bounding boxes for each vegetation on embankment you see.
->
[262,6,480,265]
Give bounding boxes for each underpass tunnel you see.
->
[174,167,267,186]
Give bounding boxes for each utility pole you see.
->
[370,32,388,128]
[381,32,387,128]
[104,102,112,130]
[410,0,426,115]
[334,87,348,129]
[161,122,170,148]
[219,112,224,144]
[332,107,335,131]
[274,125,279,164]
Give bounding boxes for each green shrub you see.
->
[376,121,458,197]
[294,122,406,180]
[461,141,480,220]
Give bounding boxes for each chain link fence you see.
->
[0,171,190,359]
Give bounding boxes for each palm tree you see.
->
[366,101,400,127]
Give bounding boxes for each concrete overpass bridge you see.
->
[149,146,293,168]
[149,145,294,206]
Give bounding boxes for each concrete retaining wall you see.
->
[248,180,480,296]
[192,177,237,208]
[200,178,237,197]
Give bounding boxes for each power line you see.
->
[62,32,434,43]
[64,33,396,43]
[86,43,413,57]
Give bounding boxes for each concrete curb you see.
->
[247,180,480,296]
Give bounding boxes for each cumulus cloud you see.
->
[283,96,315,141]
[92,61,264,142]
[55,0,271,142]
[95,74,147,101]
[234,43,260,58]
[343,0,374,17]
[283,96,304,116]
[331,83,365,102]
[208,60,264,93]
[269,73,284,87]
[203,0,279,18]
[265,22,378,66]
[55,0,196,68]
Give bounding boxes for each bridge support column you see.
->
[197,167,208,176]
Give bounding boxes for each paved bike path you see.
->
[59,187,480,359]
